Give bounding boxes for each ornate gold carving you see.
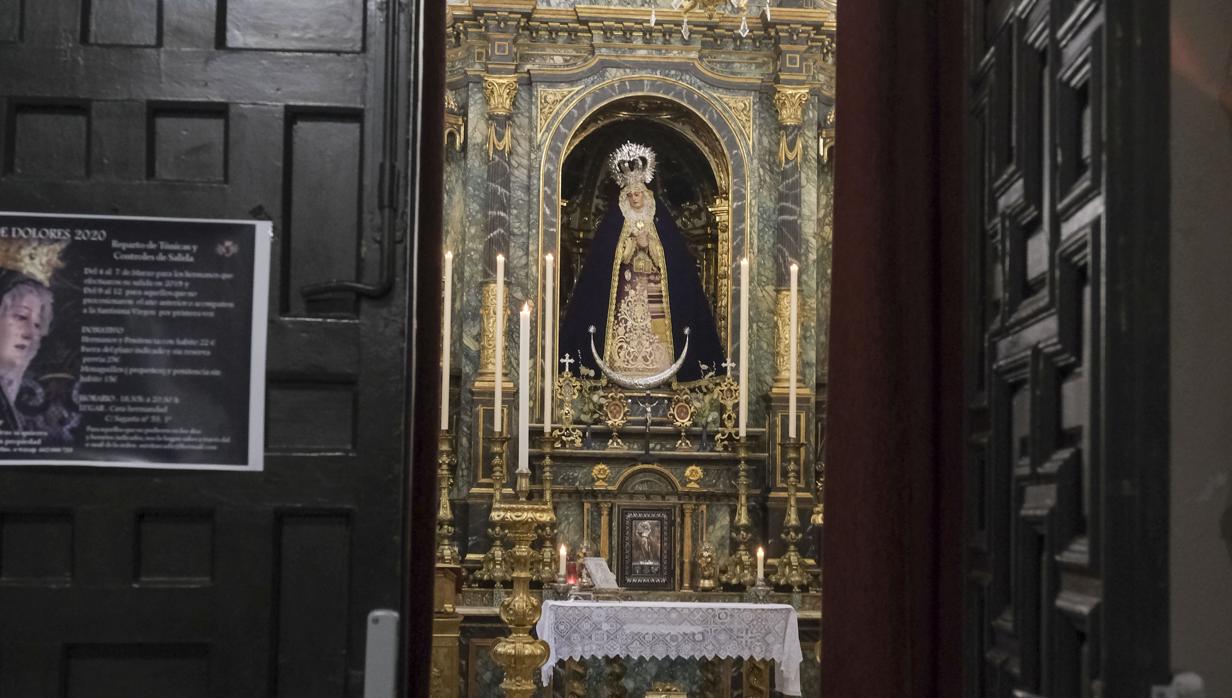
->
[717,93,755,143]
[712,372,740,451]
[774,288,792,384]
[487,121,512,159]
[489,499,556,698]
[744,659,771,695]
[552,368,583,448]
[565,659,586,698]
[482,74,520,117]
[647,682,688,698]
[537,87,576,140]
[772,85,811,126]
[601,385,629,449]
[670,389,696,449]
[480,282,498,373]
[684,464,704,489]
[777,129,803,167]
[591,463,612,488]
[444,91,465,152]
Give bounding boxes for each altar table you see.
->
[536,600,803,696]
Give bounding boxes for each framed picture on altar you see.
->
[617,506,675,590]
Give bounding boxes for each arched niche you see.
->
[536,76,751,359]
[558,97,725,330]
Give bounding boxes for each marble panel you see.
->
[555,502,585,550]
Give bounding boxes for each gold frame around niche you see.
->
[534,76,753,395]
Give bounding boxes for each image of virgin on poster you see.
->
[0,212,270,470]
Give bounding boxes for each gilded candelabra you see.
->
[476,434,512,585]
[535,434,559,584]
[722,438,757,588]
[435,430,460,566]
[771,437,809,590]
[489,500,557,698]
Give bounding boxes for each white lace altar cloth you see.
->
[536,600,803,696]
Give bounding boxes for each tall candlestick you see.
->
[543,254,554,435]
[558,543,567,579]
[494,254,505,433]
[757,545,765,583]
[518,303,530,474]
[441,251,453,432]
[739,256,749,437]
[788,262,798,438]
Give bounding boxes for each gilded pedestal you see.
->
[489,500,556,698]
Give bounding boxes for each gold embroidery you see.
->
[605,215,674,375]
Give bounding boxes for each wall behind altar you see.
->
[442,2,835,518]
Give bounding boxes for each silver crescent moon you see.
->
[588,325,690,390]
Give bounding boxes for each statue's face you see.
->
[626,189,645,210]
[0,288,44,375]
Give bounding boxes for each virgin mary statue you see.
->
[558,142,725,383]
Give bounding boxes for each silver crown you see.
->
[608,141,656,190]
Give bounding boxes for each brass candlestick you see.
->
[490,500,557,698]
[435,430,460,566]
[477,434,512,585]
[771,437,809,590]
[536,434,559,584]
[810,459,825,526]
[722,438,757,588]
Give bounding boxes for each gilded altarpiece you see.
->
[439,2,832,695]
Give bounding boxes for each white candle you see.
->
[440,251,453,432]
[788,264,798,440]
[788,262,798,439]
[757,545,765,582]
[543,254,554,435]
[558,543,567,578]
[739,256,749,437]
[518,303,530,474]
[494,254,505,433]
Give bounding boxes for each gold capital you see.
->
[483,74,520,117]
[773,85,811,126]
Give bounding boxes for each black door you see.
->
[963,0,1170,695]
[0,0,418,695]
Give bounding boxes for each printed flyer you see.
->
[0,212,270,470]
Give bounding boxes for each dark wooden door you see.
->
[0,0,418,695]
[963,0,1169,696]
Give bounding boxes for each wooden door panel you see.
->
[965,0,1168,695]
[0,0,411,694]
